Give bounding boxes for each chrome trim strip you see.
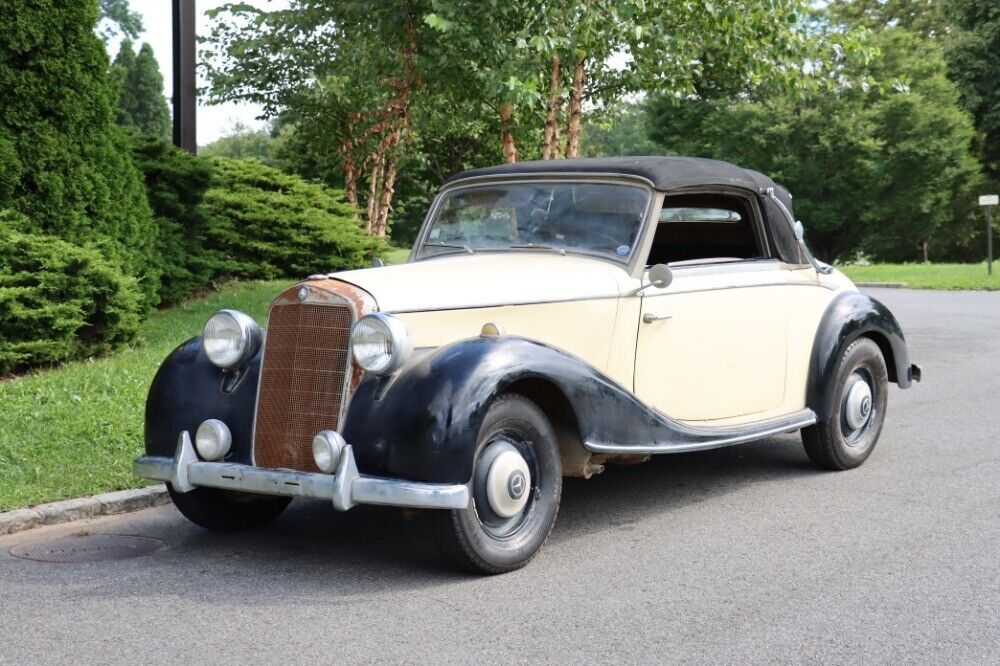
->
[387,280,831,314]
[585,409,817,455]
[135,432,471,511]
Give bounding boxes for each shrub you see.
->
[199,157,379,280]
[0,1,160,309]
[129,133,214,304]
[0,212,141,375]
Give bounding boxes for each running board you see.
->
[585,408,817,455]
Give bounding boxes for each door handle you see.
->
[642,313,672,324]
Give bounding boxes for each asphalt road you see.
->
[2,288,998,665]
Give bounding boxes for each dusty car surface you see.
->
[136,156,921,573]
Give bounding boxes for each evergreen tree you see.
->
[126,43,171,140]
[0,0,160,309]
[112,40,171,140]
[111,38,136,127]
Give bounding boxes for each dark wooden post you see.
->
[172,0,197,152]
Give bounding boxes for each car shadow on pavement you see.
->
[137,434,817,587]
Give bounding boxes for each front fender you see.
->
[806,290,917,421]
[144,337,261,463]
[341,335,804,485]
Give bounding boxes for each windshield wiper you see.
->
[509,243,566,256]
[424,242,474,254]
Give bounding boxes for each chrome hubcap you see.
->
[843,372,874,442]
[484,445,531,519]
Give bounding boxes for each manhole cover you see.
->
[9,533,166,563]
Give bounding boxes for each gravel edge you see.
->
[0,486,170,537]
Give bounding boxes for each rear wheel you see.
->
[167,484,292,532]
[802,337,888,470]
[433,394,561,574]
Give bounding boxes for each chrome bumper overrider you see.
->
[133,431,470,511]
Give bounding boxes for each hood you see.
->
[329,253,626,313]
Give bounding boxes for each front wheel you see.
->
[802,337,889,470]
[433,394,562,574]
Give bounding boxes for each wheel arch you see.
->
[806,290,915,421]
[502,376,593,478]
[859,330,899,384]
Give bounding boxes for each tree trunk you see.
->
[499,103,517,163]
[921,240,929,263]
[564,58,586,159]
[373,158,397,238]
[340,135,358,210]
[541,56,561,160]
[365,158,382,234]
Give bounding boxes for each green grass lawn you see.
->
[0,280,286,511]
[384,245,411,265]
[839,262,1000,290]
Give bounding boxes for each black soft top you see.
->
[446,156,804,264]
[447,156,781,193]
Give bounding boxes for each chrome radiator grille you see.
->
[253,302,354,472]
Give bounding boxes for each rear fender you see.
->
[806,291,916,421]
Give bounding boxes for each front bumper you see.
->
[134,431,471,511]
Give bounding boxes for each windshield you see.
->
[417,182,651,262]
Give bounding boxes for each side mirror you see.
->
[793,220,805,242]
[371,257,386,268]
[648,263,673,290]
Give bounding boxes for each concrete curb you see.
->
[0,486,170,537]
[855,281,909,289]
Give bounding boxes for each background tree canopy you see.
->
[647,26,981,263]
[202,0,867,241]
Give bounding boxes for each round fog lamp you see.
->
[313,430,346,474]
[195,419,232,461]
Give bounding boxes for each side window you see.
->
[646,193,767,266]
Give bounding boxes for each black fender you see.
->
[806,291,918,421]
[144,337,261,463]
[341,335,810,485]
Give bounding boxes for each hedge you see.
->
[199,157,379,280]
[0,212,141,375]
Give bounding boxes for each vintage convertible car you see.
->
[135,157,920,573]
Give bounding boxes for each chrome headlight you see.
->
[350,313,413,375]
[202,309,262,369]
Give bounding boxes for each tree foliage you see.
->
[112,40,171,140]
[647,28,980,263]
[96,0,143,42]
[945,0,1000,183]
[0,0,159,309]
[203,0,862,240]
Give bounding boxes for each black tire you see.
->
[167,484,292,532]
[433,394,562,574]
[802,337,888,471]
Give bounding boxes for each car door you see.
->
[632,195,789,423]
